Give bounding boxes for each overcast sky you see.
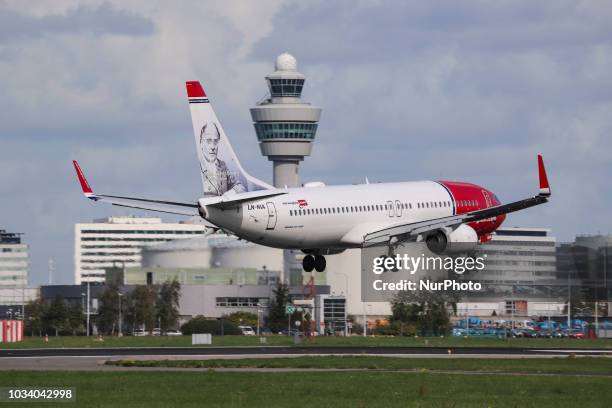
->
[1,0,610,285]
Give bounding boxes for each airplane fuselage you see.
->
[202,180,505,250]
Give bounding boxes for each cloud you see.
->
[0,0,284,284]
[0,2,155,43]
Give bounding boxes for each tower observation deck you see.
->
[250,53,321,188]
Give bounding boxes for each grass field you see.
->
[4,335,612,349]
[0,368,610,407]
[105,356,612,375]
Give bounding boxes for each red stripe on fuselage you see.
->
[437,180,505,237]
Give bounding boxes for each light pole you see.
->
[362,303,370,337]
[256,305,262,336]
[118,292,123,337]
[337,272,349,336]
[362,303,366,337]
[86,280,90,337]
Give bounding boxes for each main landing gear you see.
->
[302,254,326,272]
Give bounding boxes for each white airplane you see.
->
[73,81,551,272]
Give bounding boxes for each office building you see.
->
[74,216,208,284]
[0,229,28,287]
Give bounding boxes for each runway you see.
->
[1,345,611,371]
[2,346,612,359]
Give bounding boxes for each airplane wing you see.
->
[363,155,551,246]
[73,160,287,216]
[73,160,201,217]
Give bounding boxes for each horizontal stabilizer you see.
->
[72,160,201,217]
[199,189,288,209]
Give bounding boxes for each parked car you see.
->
[132,329,148,336]
[151,328,161,336]
[279,329,303,336]
[165,330,183,336]
[521,328,539,338]
[259,327,273,336]
[570,332,585,339]
[238,325,256,336]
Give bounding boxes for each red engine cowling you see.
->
[425,224,478,255]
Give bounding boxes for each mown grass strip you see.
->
[105,355,612,375]
[0,369,610,408]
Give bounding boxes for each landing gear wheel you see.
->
[302,255,315,272]
[314,255,326,272]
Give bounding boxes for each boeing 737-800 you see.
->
[73,81,551,272]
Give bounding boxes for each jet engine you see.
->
[424,224,478,255]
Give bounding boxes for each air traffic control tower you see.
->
[250,53,321,188]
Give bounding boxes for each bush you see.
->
[372,321,417,336]
[224,311,258,327]
[180,316,241,335]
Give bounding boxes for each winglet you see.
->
[537,154,551,196]
[72,160,94,197]
[186,81,206,98]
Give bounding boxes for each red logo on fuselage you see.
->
[297,200,308,208]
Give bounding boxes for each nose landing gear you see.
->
[302,254,326,272]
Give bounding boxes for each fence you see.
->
[0,320,24,343]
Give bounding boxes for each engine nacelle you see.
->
[425,224,478,255]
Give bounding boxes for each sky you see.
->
[0,0,610,285]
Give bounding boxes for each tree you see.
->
[390,286,459,336]
[67,303,85,336]
[44,295,70,336]
[156,279,181,332]
[267,282,291,332]
[25,297,47,336]
[96,283,120,335]
[224,311,258,327]
[127,285,157,332]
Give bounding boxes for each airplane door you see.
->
[395,200,402,217]
[387,200,394,217]
[266,202,277,230]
